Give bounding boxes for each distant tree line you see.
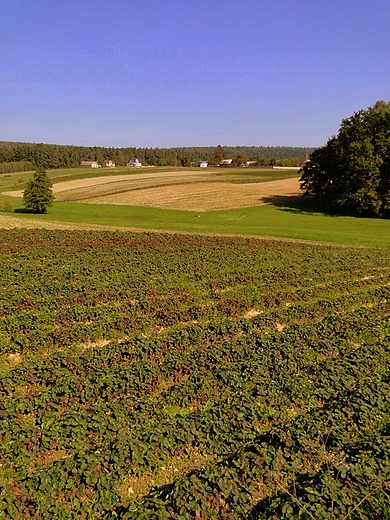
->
[0,160,34,174]
[0,141,314,171]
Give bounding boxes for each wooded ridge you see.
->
[0,142,314,171]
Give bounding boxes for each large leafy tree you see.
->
[300,101,390,217]
[23,168,54,214]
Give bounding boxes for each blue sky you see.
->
[1,0,389,148]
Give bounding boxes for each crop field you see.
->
[1,229,390,518]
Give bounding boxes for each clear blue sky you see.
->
[1,0,389,148]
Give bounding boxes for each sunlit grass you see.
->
[4,195,390,247]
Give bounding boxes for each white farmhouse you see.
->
[80,160,99,168]
[103,160,115,167]
[127,158,142,167]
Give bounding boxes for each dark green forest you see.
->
[0,141,313,172]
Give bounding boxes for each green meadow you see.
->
[1,167,390,247]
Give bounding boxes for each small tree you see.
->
[23,168,54,214]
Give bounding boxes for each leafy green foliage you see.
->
[0,161,33,174]
[23,168,54,214]
[0,230,389,518]
[300,100,390,217]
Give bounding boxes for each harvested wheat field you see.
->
[60,174,299,212]
[5,171,301,211]
[6,171,212,200]
[80,177,301,211]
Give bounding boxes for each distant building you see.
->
[80,160,99,168]
[103,159,115,167]
[199,161,208,168]
[219,159,233,166]
[244,161,257,167]
[272,166,301,170]
[126,158,142,167]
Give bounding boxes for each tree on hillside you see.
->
[234,151,248,166]
[299,101,390,217]
[23,168,54,214]
[212,145,225,165]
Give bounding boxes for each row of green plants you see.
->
[0,230,389,518]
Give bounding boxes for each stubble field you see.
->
[5,169,301,212]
